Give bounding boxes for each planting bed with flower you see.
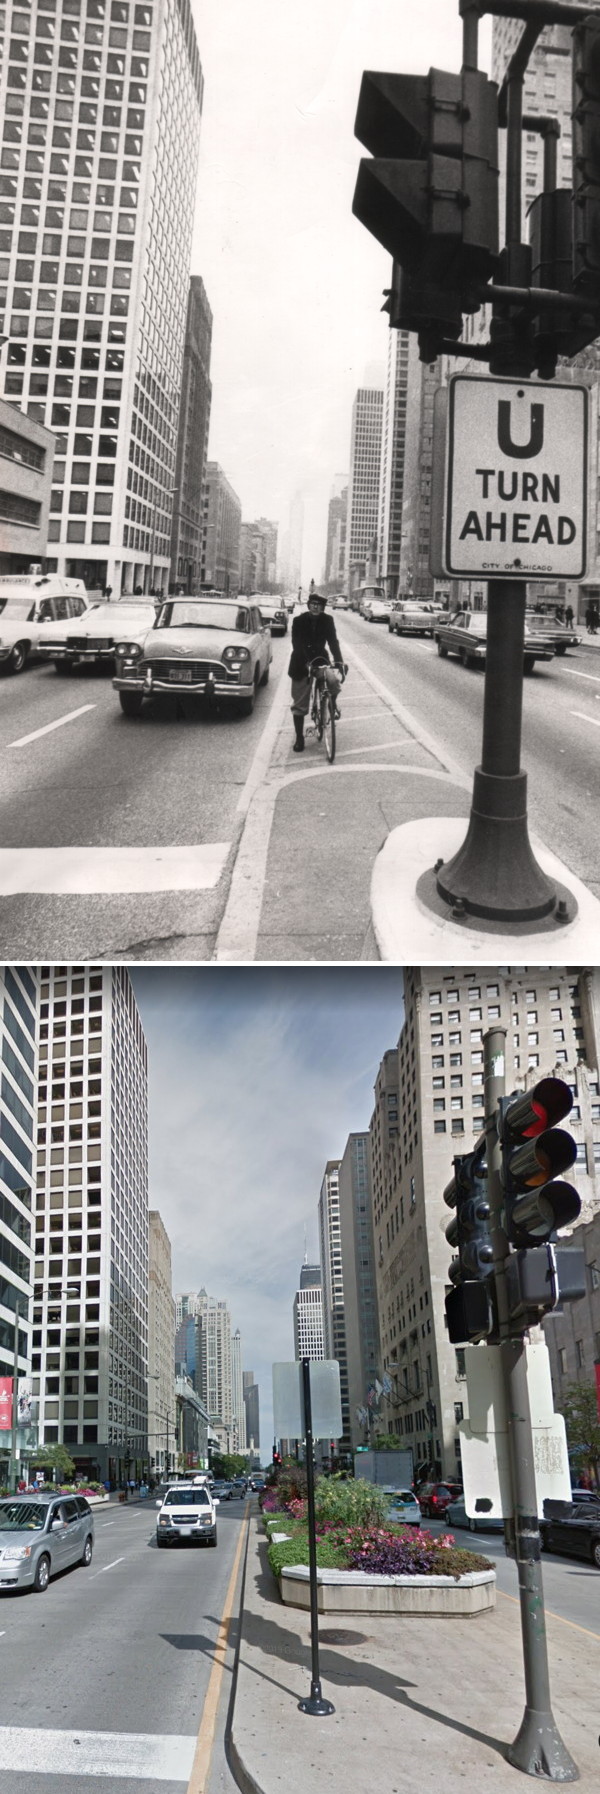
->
[261,1472,492,1582]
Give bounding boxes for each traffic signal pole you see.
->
[484,1028,579,1781]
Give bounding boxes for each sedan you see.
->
[211,1480,234,1501]
[0,1493,94,1593]
[113,596,273,718]
[541,1499,600,1567]
[389,599,436,637]
[0,590,91,674]
[525,612,580,655]
[434,610,554,674]
[40,598,156,671]
[361,597,391,623]
[384,1487,422,1527]
[445,1496,503,1534]
[256,598,288,635]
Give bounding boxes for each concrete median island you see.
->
[279,1563,496,1616]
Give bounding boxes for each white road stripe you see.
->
[563,668,600,683]
[9,704,96,747]
[92,1555,125,1576]
[570,710,600,729]
[0,1726,195,1781]
[0,843,229,895]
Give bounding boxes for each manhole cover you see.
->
[318,1629,370,1646]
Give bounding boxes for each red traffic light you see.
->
[501,1076,573,1141]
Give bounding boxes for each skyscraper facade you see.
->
[377,329,410,598]
[338,1132,379,1450]
[242,1368,260,1452]
[33,965,148,1485]
[317,1161,350,1450]
[0,0,204,596]
[239,516,278,593]
[231,1326,245,1452]
[203,461,241,594]
[324,483,347,594]
[371,968,600,1482]
[344,385,383,593]
[0,967,38,1485]
[292,1261,324,1360]
[169,273,212,591]
[397,347,439,600]
[148,1208,175,1477]
[196,1289,232,1434]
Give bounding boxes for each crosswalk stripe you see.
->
[0,843,230,895]
[0,1727,196,1781]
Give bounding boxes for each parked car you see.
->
[525,611,580,654]
[39,597,156,672]
[361,596,391,623]
[572,1487,600,1504]
[541,1498,600,1567]
[113,595,273,718]
[417,1481,463,1519]
[0,580,90,674]
[156,1481,219,1547]
[0,1492,94,1593]
[256,597,288,636]
[384,1487,422,1527]
[445,1496,503,1533]
[389,599,436,637]
[434,610,554,674]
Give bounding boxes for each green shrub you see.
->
[274,1465,308,1506]
[314,1473,388,1530]
[267,1534,348,1577]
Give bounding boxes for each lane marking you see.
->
[0,1726,195,1781]
[0,843,229,895]
[497,1587,600,1640]
[91,1555,125,1577]
[570,710,600,729]
[9,704,96,748]
[186,1509,250,1794]
[563,668,600,684]
[235,661,290,818]
[343,641,472,788]
[336,739,423,760]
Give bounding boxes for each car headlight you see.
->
[116,641,142,658]
[2,1544,32,1560]
[222,645,250,663]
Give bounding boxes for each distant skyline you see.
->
[189,1,493,583]
[132,967,404,1456]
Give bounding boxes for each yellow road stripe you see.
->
[186,1511,250,1794]
[497,1587,600,1640]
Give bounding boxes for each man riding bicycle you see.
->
[288,588,344,753]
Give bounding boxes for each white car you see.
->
[384,1487,422,1527]
[362,596,391,623]
[0,579,90,674]
[38,598,156,671]
[156,1481,219,1548]
[112,595,273,718]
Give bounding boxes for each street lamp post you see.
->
[10,1296,22,1494]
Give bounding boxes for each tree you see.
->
[372,1433,405,1451]
[210,1453,246,1480]
[561,1381,600,1486]
[34,1443,76,1482]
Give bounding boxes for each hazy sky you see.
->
[132,966,404,1458]
[189,1,493,582]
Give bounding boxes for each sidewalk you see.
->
[230,1517,599,1794]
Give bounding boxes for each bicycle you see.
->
[306,659,347,764]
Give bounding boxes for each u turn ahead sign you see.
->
[440,374,588,580]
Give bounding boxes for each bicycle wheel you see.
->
[314,684,323,739]
[321,690,336,762]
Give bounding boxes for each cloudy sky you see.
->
[132,966,404,1456]
[189,0,493,581]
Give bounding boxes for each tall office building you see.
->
[239,516,278,593]
[170,274,212,591]
[0,0,204,596]
[292,1261,324,1361]
[377,330,410,598]
[279,490,303,591]
[338,1132,379,1451]
[175,1289,200,1326]
[203,461,241,594]
[231,1326,245,1453]
[148,1209,175,1477]
[317,1161,350,1451]
[196,1289,232,1435]
[32,965,148,1486]
[397,346,439,600]
[371,968,600,1481]
[344,385,383,593]
[324,482,347,594]
[0,968,38,1485]
[242,1368,260,1452]
[174,1309,198,1382]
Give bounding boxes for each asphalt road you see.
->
[426,1514,600,1638]
[340,612,600,896]
[0,1496,247,1794]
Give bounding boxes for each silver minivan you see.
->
[0,1494,95,1593]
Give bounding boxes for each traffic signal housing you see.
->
[272,1447,282,1466]
[353,64,499,358]
[498,1077,581,1248]
[572,12,600,292]
[444,1141,496,1344]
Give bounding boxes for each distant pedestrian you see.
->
[103,583,113,600]
[134,584,143,596]
[565,605,574,628]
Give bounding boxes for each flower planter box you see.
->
[279,1564,496,1617]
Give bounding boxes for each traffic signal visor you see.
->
[500,1077,581,1245]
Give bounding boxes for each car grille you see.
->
[68,636,113,651]
[147,658,233,680]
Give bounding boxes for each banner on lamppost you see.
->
[0,1379,12,1430]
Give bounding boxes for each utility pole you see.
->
[10,1298,21,1494]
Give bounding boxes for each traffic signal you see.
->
[498,1077,581,1248]
[272,1447,281,1466]
[504,1241,587,1329]
[572,13,600,292]
[529,188,599,372]
[353,64,499,357]
[443,1141,496,1344]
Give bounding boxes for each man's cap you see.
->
[307,590,326,605]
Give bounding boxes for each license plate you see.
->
[178,1524,193,1534]
[169,667,192,683]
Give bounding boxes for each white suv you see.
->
[156,1481,219,1548]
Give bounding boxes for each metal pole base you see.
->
[435,768,570,922]
[298,1685,335,1717]
[508,1707,579,1781]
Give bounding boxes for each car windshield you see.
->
[0,1501,46,1529]
[156,601,248,632]
[389,1491,414,1503]
[164,1488,210,1507]
[0,599,35,619]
